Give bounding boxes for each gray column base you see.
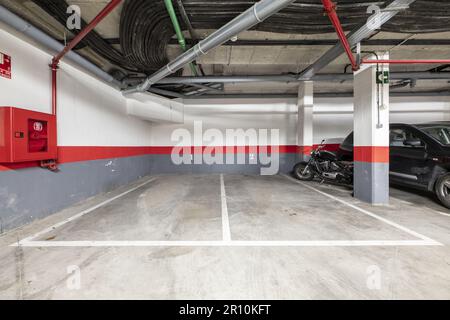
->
[354,161,389,205]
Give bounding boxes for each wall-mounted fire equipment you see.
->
[0,52,11,79]
[0,107,57,163]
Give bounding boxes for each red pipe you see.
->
[321,0,359,71]
[51,65,58,115]
[48,0,122,167]
[51,0,122,68]
[50,0,122,114]
[362,59,450,65]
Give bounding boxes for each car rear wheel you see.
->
[293,162,314,181]
[435,173,450,209]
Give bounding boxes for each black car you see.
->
[337,122,450,209]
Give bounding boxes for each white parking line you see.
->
[220,174,232,242]
[10,175,443,249]
[282,174,442,246]
[391,196,450,217]
[13,177,157,246]
[11,240,439,248]
[436,211,450,217]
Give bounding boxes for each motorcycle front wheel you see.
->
[293,162,314,181]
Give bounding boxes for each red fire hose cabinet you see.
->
[0,107,57,163]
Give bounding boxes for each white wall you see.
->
[149,98,298,146]
[314,96,450,143]
[0,25,153,147]
[1,24,449,149]
[159,96,450,147]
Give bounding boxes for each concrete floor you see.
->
[0,174,449,300]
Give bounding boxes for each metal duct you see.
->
[123,0,297,95]
[155,72,450,84]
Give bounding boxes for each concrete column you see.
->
[297,81,314,162]
[353,53,390,205]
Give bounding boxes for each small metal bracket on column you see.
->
[356,42,362,67]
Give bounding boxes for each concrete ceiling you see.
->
[1,0,449,95]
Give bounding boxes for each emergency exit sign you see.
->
[0,52,11,79]
[376,71,389,84]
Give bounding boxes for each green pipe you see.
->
[164,0,198,76]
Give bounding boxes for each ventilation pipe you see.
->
[362,59,450,65]
[123,0,297,95]
[154,72,450,84]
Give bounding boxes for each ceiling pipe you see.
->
[298,0,417,80]
[0,4,123,88]
[155,72,450,84]
[169,39,450,47]
[50,0,122,116]
[122,0,297,95]
[52,0,122,67]
[184,91,450,100]
[362,59,450,65]
[164,0,198,76]
[321,0,358,71]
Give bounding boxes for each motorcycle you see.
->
[292,141,353,187]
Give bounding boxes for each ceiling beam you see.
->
[183,91,450,100]
[184,83,223,96]
[148,87,186,98]
[103,38,450,47]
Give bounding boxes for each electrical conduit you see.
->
[164,0,198,76]
[123,0,298,95]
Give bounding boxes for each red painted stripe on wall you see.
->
[58,146,299,163]
[0,145,301,171]
[0,144,346,171]
[57,146,171,163]
[297,146,313,155]
[354,146,389,163]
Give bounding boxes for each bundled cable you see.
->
[120,0,450,73]
[120,0,173,73]
[32,0,450,76]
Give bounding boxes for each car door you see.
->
[389,127,430,187]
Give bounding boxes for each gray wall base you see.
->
[0,153,297,232]
[354,161,390,205]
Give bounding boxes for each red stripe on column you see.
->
[354,146,389,163]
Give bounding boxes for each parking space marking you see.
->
[11,240,439,248]
[12,177,157,246]
[436,211,450,217]
[282,174,442,246]
[9,175,443,248]
[220,174,232,242]
[390,196,450,217]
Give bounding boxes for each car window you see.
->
[421,126,450,145]
[390,128,424,147]
[340,133,353,151]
